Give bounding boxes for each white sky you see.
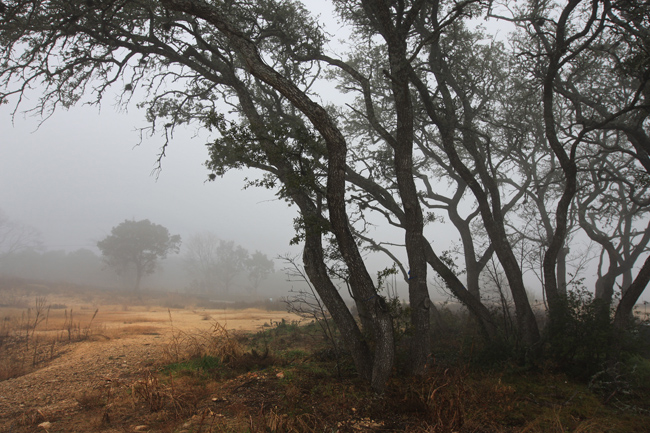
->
[0,2,347,259]
[0,103,299,256]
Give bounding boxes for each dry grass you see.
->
[2,281,649,433]
[6,315,648,433]
[0,297,99,380]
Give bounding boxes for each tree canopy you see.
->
[0,208,41,261]
[97,219,181,291]
[2,0,649,391]
[184,231,274,294]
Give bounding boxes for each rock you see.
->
[134,425,149,431]
[38,421,52,429]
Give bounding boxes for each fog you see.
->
[0,2,400,301]
[1,2,646,306]
[1,104,297,250]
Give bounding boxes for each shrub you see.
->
[543,289,615,379]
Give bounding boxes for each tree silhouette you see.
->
[97,219,181,291]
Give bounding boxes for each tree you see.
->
[495,0,650,331]
[247,250,274,293]
[0,209,41,262]
[3,0,649,391]
[184,232,274,294]
[97,219,181,291]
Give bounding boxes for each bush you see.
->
[543,289,616,379]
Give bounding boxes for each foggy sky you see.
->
[0,2,342,262]
[0,104,300,258]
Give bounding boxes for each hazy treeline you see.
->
[0,210,320,298]
[0,248,112,286]
[0,244,290,297]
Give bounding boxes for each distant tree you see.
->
[184,231,221,294]
[0,209,41,263]
[246,251,274,293]
[184,231,273,294]
[97,219,181,291]
[214,240,249,293]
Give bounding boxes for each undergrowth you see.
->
[3,291,650,433]
[64,316,650,433]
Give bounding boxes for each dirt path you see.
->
[0,306,301,432]
[0,333,166,425]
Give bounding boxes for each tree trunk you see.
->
[557,246,568,297]
[162,0,396,391]
[302,227,373,382]
[219,43,392,389]
[134,264,143,292]
[614,255,650,331]
[358,0,433,375]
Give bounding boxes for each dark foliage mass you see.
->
[1,0,649,390]
[97,219,181,291]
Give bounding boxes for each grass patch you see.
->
[162,355,224,379]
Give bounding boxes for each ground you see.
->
[0,283,301,432]
[2,280,650,433]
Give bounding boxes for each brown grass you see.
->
[2,282,649,433]
[0,298,100,380]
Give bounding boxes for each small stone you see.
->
[38,421,52,429]
[134,425,148,431]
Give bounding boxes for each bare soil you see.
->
[0,296,301,432]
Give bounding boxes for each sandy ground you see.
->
[0,299,302,432]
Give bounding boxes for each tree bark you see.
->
[302,224,374,382]
[614,254,650,331]
[160,0,395,391]
[360,0,432,374]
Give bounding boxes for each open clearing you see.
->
[2,280,650,433]
[0,286,301,432]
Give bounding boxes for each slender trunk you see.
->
[447,192,486,300]
[134,264,143,292]
[538,1,585,329]
[614,255,650,331]
[595,273,615,304]
[302,227,373,382]
[557,247,568,297]
[621,269,633,296]
[388,37,432,375]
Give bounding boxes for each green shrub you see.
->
[543,289,615,379]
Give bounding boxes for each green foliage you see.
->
[162,355,224,379]
[376,264,398,292]
[544,289,616,379]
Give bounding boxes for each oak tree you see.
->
[97,219,181,291]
